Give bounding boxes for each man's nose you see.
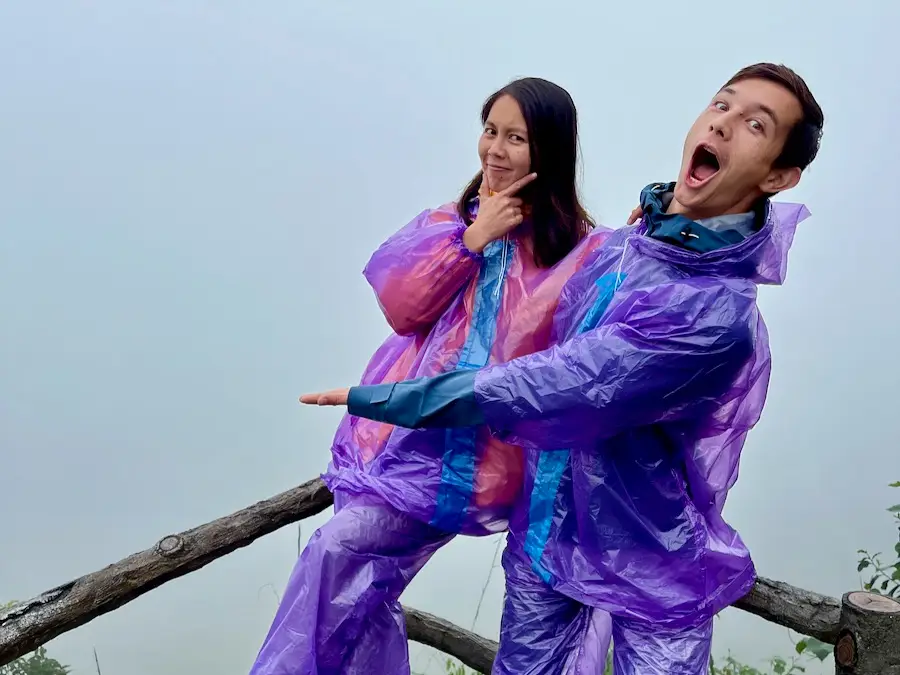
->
[709,115,733,141]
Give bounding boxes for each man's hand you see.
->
[299,388,350,406]
[627,205,643,225]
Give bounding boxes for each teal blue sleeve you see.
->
[347,370,483,429]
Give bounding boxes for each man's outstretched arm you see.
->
[303,281,757,449]
[345,369,484,428]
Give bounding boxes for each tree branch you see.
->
[0,477,843,670]
[405,607,498,674]
[0,477,334,665]
[733,576,841,645]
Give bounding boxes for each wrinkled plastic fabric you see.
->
[611,618,713,675]
[250,203,611,674]
[323,202,610,535]
[250,495,454,675]
[493,539,612,674]
[474,201,810,629]
[494,537,713,674]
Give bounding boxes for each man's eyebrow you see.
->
[757,104,779,125]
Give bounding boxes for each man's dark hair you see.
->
[725,63,824,170]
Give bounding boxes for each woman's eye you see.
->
[748,119,763,132]
[714,101,728,111]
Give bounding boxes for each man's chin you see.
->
[672,182,698,207]
[672,183,721,220]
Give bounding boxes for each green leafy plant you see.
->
[794,636,832,662]
[709,653,808,675]
[0,603,71,675]
[787,479,900,669]
[855,480,900,598]
[0,647,71,675]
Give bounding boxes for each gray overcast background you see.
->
[1,2,897,674]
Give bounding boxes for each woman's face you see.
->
[478,95,531,193]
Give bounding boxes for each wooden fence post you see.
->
[833,591,900,674]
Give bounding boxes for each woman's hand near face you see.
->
[463,172,537,254]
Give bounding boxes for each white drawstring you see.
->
[614,238,629,288]
[494,235,509,299]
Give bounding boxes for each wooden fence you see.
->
[1,477,898,674]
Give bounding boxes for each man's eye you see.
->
[714,101,728,111]
[748,119,764,132]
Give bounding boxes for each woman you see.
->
[250,77,612,675]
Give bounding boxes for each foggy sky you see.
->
[1,2,898,674]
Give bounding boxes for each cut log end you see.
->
[846,591,900,614]
[835,632,856,669]
[835,591,900,674]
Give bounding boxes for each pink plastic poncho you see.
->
[251,202,614,675]
[322,201,610,535]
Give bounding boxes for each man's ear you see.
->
[759,166,801,195]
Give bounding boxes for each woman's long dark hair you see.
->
[456,77,594,268]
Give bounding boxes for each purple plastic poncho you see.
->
[471,201,810,630]
[323,201,609,535]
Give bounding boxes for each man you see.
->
[302,63,824,674]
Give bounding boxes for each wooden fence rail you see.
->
[1,477,898,674]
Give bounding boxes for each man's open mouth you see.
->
[685,144,721,187]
